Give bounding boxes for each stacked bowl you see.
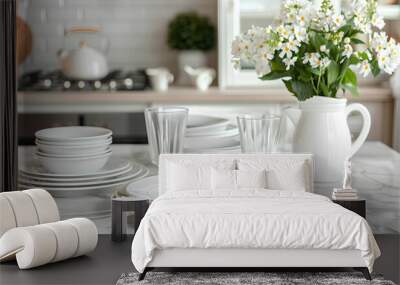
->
[35,126,112,174]
[184,114,241,153]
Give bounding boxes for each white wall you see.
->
[19,0,217,74]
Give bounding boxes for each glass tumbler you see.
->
[145,107,188,165]
[237,114,281,153]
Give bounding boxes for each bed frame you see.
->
[137,154,372,281]
[139,248,371,280]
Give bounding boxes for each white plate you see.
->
[186,115,230,134]
[36,150,112,175]
[55,195,111,216]
[19,163,143,187]
[184,125,239,149]
[35,126,112,142]
[19,167,150,197]
[20,157,131,178]
[126,175,159,200]
[36,147,111,158]
[20,165,133,182]
[185,124,239,137]
[36,141,111,156]
[36,137,112,147]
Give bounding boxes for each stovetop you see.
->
[18,70,149,92]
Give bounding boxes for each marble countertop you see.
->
[18,141,400,234]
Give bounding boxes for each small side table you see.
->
[112,196,150,242]
[333,199,366,218]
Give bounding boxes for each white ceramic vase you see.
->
[285,96,371,184]
[177,50,207,86]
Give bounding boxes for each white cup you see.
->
[146,68,174,92]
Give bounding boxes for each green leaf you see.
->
[370,59,380,77]
[350,38,365,45]
[291,80,315,101]
[270,57,286,71]
[283,79,294,94]
[259,71,290,81]
[320,81,330,97]
[310,32,326,51]
[327,61,339,86]
[338,25,351,35]
[341,83,360,97]
[349,55,360,65]
[341,68,357,86]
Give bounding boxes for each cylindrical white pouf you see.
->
[65,218,98,257]
[0,196,17,237]
[43,221,79,262]
[1,192,39,227]
[0,226,57,269]
[23,189,60,223]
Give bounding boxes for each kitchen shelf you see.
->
[17,86,393,114]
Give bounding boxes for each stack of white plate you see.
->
[35,126,113,174]
[19,157,149,197]
[19,126,151,222]
[184,114,240,153]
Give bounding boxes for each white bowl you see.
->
[36,141,111,155]
[36,147,111,158]
[36,151,112,174]
[36,137,112,147]
[35,126,112,143]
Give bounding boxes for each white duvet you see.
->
[131,190,380,273]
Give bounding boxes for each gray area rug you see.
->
[116,272,396,285]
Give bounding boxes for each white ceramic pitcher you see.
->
[285,96,371,183]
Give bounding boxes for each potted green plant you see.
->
[231,0,400,183]
[168,11,216,85]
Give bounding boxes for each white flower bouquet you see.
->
[231,0,400,101]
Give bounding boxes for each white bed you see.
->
[131,154,380,281]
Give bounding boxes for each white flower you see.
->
[293,26,307,42]
[279,43,293,58]
[320,45,328,53]
[303,53,312,64]
[321,57,331,68]
[283,56,298,70]
[331,14,345,31]
[371,15,385,30]
[343,44,353,58]
[309,53,322,68]
[358,60,371,77]
[344,37,351,44]
[277,25,291,39]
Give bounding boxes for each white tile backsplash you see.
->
[20,0,217,74]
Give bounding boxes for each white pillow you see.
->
[211,169,268,191]
[167,162,212,191]
[238,158,310,191]
[211,168,236,190]
[237,169,267,189]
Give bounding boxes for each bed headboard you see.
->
[158,153,314,195]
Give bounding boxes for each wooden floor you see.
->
[0,235,398,285]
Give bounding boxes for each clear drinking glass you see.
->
[237,114,281,153]
[145,107,188,165]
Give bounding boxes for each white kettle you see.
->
[284,96,371,184]
[58,28,108,80]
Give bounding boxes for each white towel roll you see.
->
[0,218,97,269]
[64,218,98,257]
[0,226,57,269]
[1,192,39,227]
[0,196,16,237]
[42,221,79,262]
[23,189,60,223]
